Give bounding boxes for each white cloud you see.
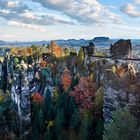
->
[7,1,16,7]
[0,9,10,14]
[0,0,122,27]
[0,0,75,26]
[3,0,138,41]
[108,5,117,9]
[120,3,140,17]
[134,0,140,5]
[31,0,121,24]
[20,10,36,19]
[8,20,47,32]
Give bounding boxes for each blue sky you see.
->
[0,0,140,41]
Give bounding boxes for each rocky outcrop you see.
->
[10,60,31,138]
[110,39,132,58]
[82,42,95,57]
[82,42,95,65]
[103,63,140,124]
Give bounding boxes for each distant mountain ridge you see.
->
[0,39,90,46]
[0,37,140,47]
[0,40,49,46]
[0,37,110,46]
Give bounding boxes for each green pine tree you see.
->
[78,47,85,63]
[55,107,65,136]
[44,87,52,114]
[103,107,140,140]
[80,111,93,140]
[77,47,86,74]
[31,103,42,139]
[38,109,44,133]
[31,118,40,140]
[44,129,52,140]
[68,97,76,119]
[70,107,79,131]
[64,48,69,56]
[93,117,104,140]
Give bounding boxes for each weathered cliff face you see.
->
[103,62,140,124]
[10,61,32,137]
[0,64,2,80]
[110,39,132,58]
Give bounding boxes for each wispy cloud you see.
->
[8,20,47,32]
[120,2,140,17]
[134,0,140,5]
[0,0,139,41]
[31,0,121,24]
[0,0,76,27]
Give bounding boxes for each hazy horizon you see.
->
[1,37,140,42]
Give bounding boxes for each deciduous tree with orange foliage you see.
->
[40,60,47,67]
[50,41,62,57]
[32,92,44,103]
[27,47,33,55]
[69,77,96,109]
[10,47,18,55]
[61,67,72,91]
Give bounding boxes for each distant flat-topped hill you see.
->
[93,37,110,43]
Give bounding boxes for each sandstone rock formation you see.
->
[103,62,140,125]
[82,42,95,57]
[110,39,132,58]
[82,42,95,64]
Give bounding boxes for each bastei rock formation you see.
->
[110,39,132,58]
[102,62,140,125]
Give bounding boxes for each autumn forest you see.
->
[0,39,140,140]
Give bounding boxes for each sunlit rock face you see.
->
[10,62,32,135]
[12,71,30,115]
[103,62,140,124]
[20,70,30,119]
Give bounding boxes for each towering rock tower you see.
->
[11,60,31,138]
[103,39,140,125]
